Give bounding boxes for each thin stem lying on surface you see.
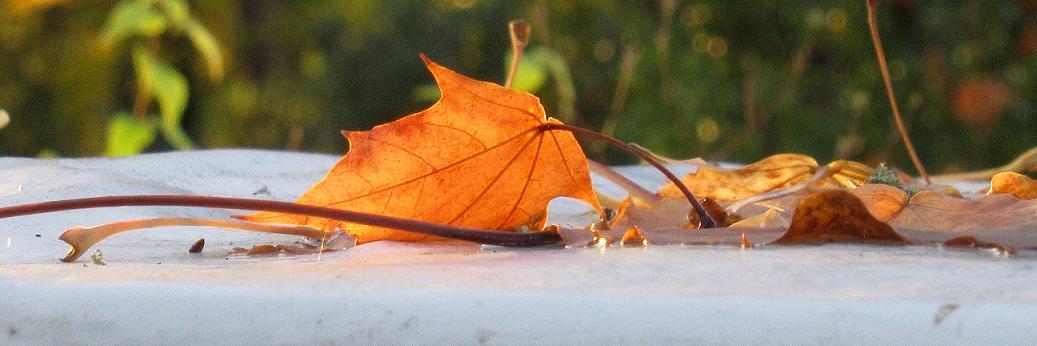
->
[58,217,328,262]
[934,147,1037,181]
[586,159,660,205]
[866,0,930,184]
[504,19,531,89]
[541,123,718,228]
[0,195,563,247]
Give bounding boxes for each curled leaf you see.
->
[726,160,872,213]
[621,226,646,247]
[776,190,904,245]
[659,154,872,202]
[659,154,818,201]
[990,172,1037,200]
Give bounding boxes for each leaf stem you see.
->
[541,123,718,228]
[58,217,329,262]
[0,195,561,247]
[586,159,660,205]
[866,0,930,184]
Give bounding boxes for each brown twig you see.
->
[504,20,531,89]
[542,123,718,228]
[866,0,930,184]
[0,195,563,247]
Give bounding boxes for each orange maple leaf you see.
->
[239,55,601,243]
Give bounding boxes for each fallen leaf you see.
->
[887,191,1037,246]
[850,183,908,222]
[728,208,788,228]
[658,154,872,202]
[775,190,904,245]
[621,226,646,246]
[942,236,1013,255]
[240,56,601,243]
[659,154,818,201]
[990,172,1037,200]
[603,196,730,237]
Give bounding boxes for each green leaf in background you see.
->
[105,113,157,156]
[504,47,576,123]
[101,1,168,45]
[133,47,194,149]
[411,84,441,102]
[183,17,225,81]
[505,48,549,93]
[158,0,189,28]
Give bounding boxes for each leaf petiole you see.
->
[540,123,719,228]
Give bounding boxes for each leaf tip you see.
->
[418,53,439,69]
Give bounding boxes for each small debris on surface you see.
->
[943,236,1016,256]
[34,234,41,237]
[933,303,960,325]
[189,238,205,253]
[90,249,107,266]
[252,185,271,195]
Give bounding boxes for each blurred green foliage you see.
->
[1,0,1036,174]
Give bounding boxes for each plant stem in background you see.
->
[866,0,931,184]
[504,20,531,89]
[131,38,161,119]
[287,125,304,151]
[596,44,642,158]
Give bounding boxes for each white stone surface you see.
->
[1,150,1036,345]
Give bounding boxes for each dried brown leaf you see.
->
[775,190,904,245]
